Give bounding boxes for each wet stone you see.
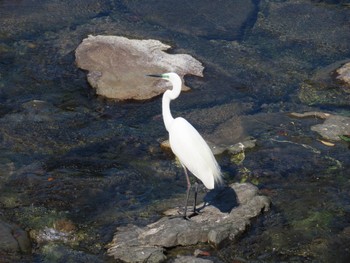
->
[0,219,31,254]
[107,183,270,262]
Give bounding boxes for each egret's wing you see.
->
[168,117,221,189]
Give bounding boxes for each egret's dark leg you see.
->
[193,181,199,213]
[183,166,191,219]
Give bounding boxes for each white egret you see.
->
[148,72,223,218]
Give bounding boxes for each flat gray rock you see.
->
[311,115,350,141]
[107,183,270,263]
[75,35,204,100]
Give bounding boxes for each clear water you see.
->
[0,0,350,262]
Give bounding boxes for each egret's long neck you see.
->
[162,77,182,132]
[162,91,173,131]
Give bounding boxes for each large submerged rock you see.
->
[0,0,111,40]
[0,220,31,254]
[290,111,350,142]
[255,1,350,54]
[107,183,270,262]
[75,35,204,100]
[122,0,256,40]
[298,59,350,106]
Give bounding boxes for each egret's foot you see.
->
[183,208,200,219]
[168,213,189,220]
[187,211,199,219]
[193,207,204,215]
[179,212,198,220]
[167,207,199,220]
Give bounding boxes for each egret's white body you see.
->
[149,72,222,217]
[168,117,220,189]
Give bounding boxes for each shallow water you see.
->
[1,0,350,262]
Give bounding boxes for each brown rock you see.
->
[75,35,204,100]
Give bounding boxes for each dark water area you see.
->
[1,0,350,262]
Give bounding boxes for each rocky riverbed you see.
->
[1,0,350,262]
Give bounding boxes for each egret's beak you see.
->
[146,74,163,78]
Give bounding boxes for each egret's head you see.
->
[147,72,182,96]
[147,72,181,83]
[147,73,168,79]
